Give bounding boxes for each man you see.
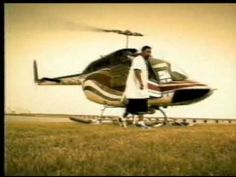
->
[119,45,152,128]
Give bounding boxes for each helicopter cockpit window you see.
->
[170,64,188,81]
[110,52,123,65]
[93,58,110,70]
[150,58,188,83]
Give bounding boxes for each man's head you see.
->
[141,45,152,59]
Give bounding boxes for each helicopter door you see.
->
[145,60,162,98]
[110,64,130,92]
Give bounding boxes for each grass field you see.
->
[5,116,236,176]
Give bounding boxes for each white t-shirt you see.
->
[124,55,149,99]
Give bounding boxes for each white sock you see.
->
[138,121,144,124]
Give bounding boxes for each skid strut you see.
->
[98,105,107,123]
[156,107,168,125]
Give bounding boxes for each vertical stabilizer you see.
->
[33,60,39,83]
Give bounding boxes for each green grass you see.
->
[5,118,236,176]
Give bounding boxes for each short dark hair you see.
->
[141,45,151,52]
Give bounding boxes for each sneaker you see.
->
[132,116,137,125]
[118,117,127,128]
[153,123,163,127]
[136,121,150,129]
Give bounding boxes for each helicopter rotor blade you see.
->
[57,18,144,36]
[99,29,144,36]
[68,22,144,36]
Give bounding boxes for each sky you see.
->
[4,3,236,118]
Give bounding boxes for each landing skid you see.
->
[69,106,193,127]
[69,105,113,124]
[155,107,168,125]
[149,107,192,127]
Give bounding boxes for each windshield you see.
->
[149,58,188,83]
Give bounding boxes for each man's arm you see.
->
[134,69,144,90]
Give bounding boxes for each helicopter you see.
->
[33,28,215,125]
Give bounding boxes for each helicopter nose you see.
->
[172,88,213,104]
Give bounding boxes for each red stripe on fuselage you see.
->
[148,83,161,91]
[148,81,206,92]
